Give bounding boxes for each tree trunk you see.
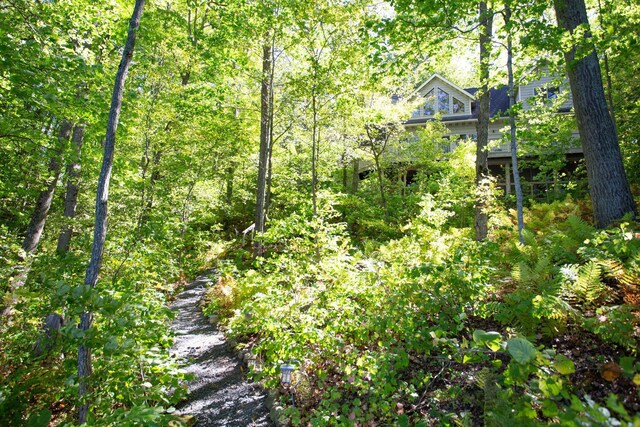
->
[57,124,86,254]
[373,154,389,223]
[474,1,493,241]
[342,163,347,192]
[596,0,617,133]
[22,120,73,253]
[253,41,272,257]
[554,0,636,227]
[351,158,359,194]
[225,164,234,205]
[78,0,145,423]
[311,90,319,218]
[505,5,525,244]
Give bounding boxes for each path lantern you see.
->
[279,363,296,385]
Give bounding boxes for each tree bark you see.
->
[77,0,145,423]
[554,0,636,227]
[351,158,359,194]
[505,5,525,244]
[253,40,272,257]
[22,119,73,253]
[311,90,319,217]
[57,124,86,254]
[474,1,493,241]
[225,164,234,205]
[373,153,389,222]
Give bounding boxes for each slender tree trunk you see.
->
[474,1,493,241]
[505,5,525,244]
[342,163,347,192]
[1,121,72,315]
[225,165,234,205]
[351,158,359,194]
[554,0,636,227]
[311,90,319,217]
[78,1,145,423]
[596,0,617,133]
[22,120,73,253]
[265,44,276,220]
[57,124,86,254]
[373,153,389,223]
[253,40,272,257]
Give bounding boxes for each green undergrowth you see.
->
[205,195,640,426]
[0,224,218,426]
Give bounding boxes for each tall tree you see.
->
[22,120,73,253]
[504,3,525,244]
[474,1,494,241]
[553,0,637,227]
[253,39,273,257]
[57,123,86,254]
[77,0,145,422]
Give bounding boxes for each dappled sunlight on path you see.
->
[170,271,272,426]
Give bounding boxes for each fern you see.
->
[565,215,595,242]
[573,261,609,306]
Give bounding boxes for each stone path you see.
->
[170,270,272,426]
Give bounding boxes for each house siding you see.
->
[518,74,574,111]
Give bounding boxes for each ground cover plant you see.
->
[205,194,640,426]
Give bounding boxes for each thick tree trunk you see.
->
[57,124,86,254]
[506,6,525,244]
[474,1,493,241]
[77,0,145,423]
[22,120,73,253]
[253,41,272,257]
[554,0,636,227]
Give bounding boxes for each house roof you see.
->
[404,84,511,125]
[414,73,476,100]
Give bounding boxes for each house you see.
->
[398,72,583,195]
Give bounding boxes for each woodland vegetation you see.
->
[1,0,639,425]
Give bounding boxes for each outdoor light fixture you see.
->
[279,363,296,385]
[279,360,301,407]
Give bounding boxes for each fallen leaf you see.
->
[601,361,622,382]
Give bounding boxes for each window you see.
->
[437,88,449,112]
[536,86,560,102]
[452,97,465,113]
[423,89,435,115]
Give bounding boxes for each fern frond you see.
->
[573,261,610,306]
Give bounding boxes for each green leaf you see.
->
[472,329,502,351]
[506,338,536,364]
[541,400,559,417]
[26,409,51,427]
[554,354,575,375]
[619,357,635,375]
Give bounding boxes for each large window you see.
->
[437,88,449,113]
[423,88,450,115]
[423,89,435,115]
[452,97,465,113]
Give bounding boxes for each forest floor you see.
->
[169,270,273,427]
